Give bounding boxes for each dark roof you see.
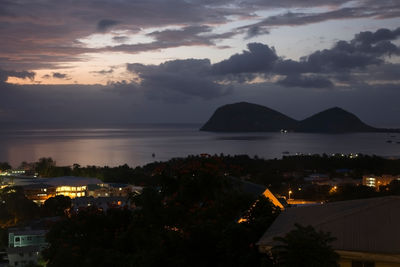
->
[108,183,130,188]
[229,177,266,197]
[22,183,53,189]
[258,196,400,254]
[36,176,102,186]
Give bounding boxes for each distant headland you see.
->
[200,102,400,133]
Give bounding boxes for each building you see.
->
[86,183,143,198]
[108,183,142,197]
[37,176,102,198]
[230,177,286,209]
[8,176,142,204]
[71,196,131,211]
[312,177,362,187]
[22,183,56,205]
[257,196,400,266]
[7,227,47,267]
[8,228,47,248]
[363,175,400,189]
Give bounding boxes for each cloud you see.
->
[107,25,237,54]
[91,69,114,75]
[113,36,129,43]
[354,27,400,44]
[245,25,270,39]
[0,0,398,70]
[278,75,334,88]
[126,59,232,101]
[52,72,71,79]
[0,69,35,83]
[240,5,399,38]
[120,27,400,91]
[212,43,278,75]
[97,19,120,32]
[209,27,400,88]
[0,0,235,70]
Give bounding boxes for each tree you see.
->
[35,157,56,177]
[272,224,339,267]
[0,162,11,172]
[43,170,280,266]
[42,195,71,217]
[0,187,40,227]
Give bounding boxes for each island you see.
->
[200,102,399,133]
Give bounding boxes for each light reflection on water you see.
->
[0,124,399,167]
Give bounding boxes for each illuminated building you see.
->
[36,176,102,199]
[23,183,56,205]
[55,185,87,198]
[16,176,143,205]
[362,175,400,190]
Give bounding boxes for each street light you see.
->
[288,190,292,200]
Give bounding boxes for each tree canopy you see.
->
[43,169,281,266]
[272,224,339,267]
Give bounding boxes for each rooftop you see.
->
[258,196,400,254]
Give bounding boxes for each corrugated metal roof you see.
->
[257,196,400,254]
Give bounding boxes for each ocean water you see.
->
[0,124,399,168]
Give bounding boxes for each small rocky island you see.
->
[200,102,398,133]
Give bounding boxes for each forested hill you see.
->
[200,102,298,132]
[200,102,399,133]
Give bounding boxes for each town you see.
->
[0,154,399,266]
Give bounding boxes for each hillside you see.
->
[200,102,298,132]
[200,103,398,133]
[296,107,378,133]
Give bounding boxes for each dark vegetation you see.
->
[42,168,280,267]
[0,188,71,249]
[7,153,400,199]
[3,154,400,202]
[2,154,400,265]
[272,224,339,267]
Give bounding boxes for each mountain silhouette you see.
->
[297,107,377,133]
[200,102,298,132]
[200,102,398,133]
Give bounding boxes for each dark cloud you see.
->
[91,69,114,75]
[108,25,237,54]
[0,0,235,70]
[112,36,129,43]
[354,28,400,44]
[97,19,120,32]
[0,0,398,70]
[1,75,400,127]
[0,69,35,83]
[212,43,278,75]
[127,59,232,101]
[52,72,70,79]
[240,6,399,38]
[278,75,334,88]
[245,25,269,39]
[211,27,399,88]
[121,27,399,90]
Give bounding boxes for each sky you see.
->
[0,0,399,127]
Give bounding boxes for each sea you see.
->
[0,124,399,168]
